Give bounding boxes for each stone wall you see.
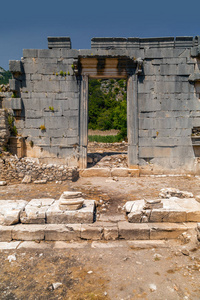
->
[0,109,10,151]
[2,36,200,173]
[0,156,78,183]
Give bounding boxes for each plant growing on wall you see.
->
[11,92,18,98]
[7,114,18,136]
[39,125,46,131]
[49,106,54,112]
[60,70,64,76]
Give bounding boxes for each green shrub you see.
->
[88,135,124,143]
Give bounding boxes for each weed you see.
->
[67,71,70,76]
[49,106,54,112]
[7,114,18,136]
[71,64,74,70]
[39,125,46,131]
[11,92,17,98]
[60,70,64,76]
[56,73,58,76]
[64,72,66,76]
[29,140,34,147]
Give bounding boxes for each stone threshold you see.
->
[79,167,140,177]
[0,222,196,242]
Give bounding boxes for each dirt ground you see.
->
[1,175,200,299]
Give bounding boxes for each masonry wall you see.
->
[3,36,200,173]
[92,37,200,174]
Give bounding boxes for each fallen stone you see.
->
[7,254,16,262]
[0,200,28,225]
[22,175,32,184]
[159,188,193,199]
[181,248,190,256]
[34,179,47,184]
[52,282,62,290]
[0,181,7,186]
[20,198,55,224]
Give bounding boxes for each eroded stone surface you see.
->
[46,200,95,224]
[125,198,200,223]
[20,198,55,224]
[0,200,28,225]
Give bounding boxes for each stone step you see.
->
[0,222,194,242]
[80,167,140,177]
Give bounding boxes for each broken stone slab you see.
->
[45,224,81,241]
[0,225,12,241]
[149,223,187,239]
[46,200,95,224]
[20,198,55,224]
[118,222,150,240]
[12,224,46,241]
[21,175,32,184]
[143,199,163,210]
[159,188,193,199]
[81,224,103,240]
[0,181,7,186]
[0,200,28,225]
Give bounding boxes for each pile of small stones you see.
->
[0,155,78,183]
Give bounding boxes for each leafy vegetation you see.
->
[88,79,127,140]
[88,135,124,143]
[7,114,18,136]
[0,68,12,85]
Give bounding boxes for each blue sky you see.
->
[1,0,200,70]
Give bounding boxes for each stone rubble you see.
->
[0,200,28,225]
[0,156,78,183]
[159,188,194,199]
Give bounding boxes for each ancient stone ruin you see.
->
[1,36,200,180]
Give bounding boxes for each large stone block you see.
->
[149,223,187,239]
[9,60,23,73]
[9,79,21,91]
[81,224,103,240]
[23,49,38,58]
[46,200,95,224]
[20,198,55,224]
[12,224,45,241]
[0,226,12,241]
[118,222,150,240]
[0,200,28,226]
[45,224,81,241]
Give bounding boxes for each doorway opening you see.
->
[87,78,128,168]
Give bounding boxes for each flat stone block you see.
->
[54,241,89,249]
[149,223,187,239]
[46,200,95,224]
[45,224,81,241]
[12,224,46,241]
[18,241,53,250]
[0,200,28,225]
[118,222,150,240]
[187,211,200,222]
[0,241,21,250]
[150,210,187,223]
[128,169,140,177]
[111,168,129,177]
[80,168,111,177]
[81,224,103,240]
[0,225,12,241]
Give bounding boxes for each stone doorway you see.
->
[79,56,139,170]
